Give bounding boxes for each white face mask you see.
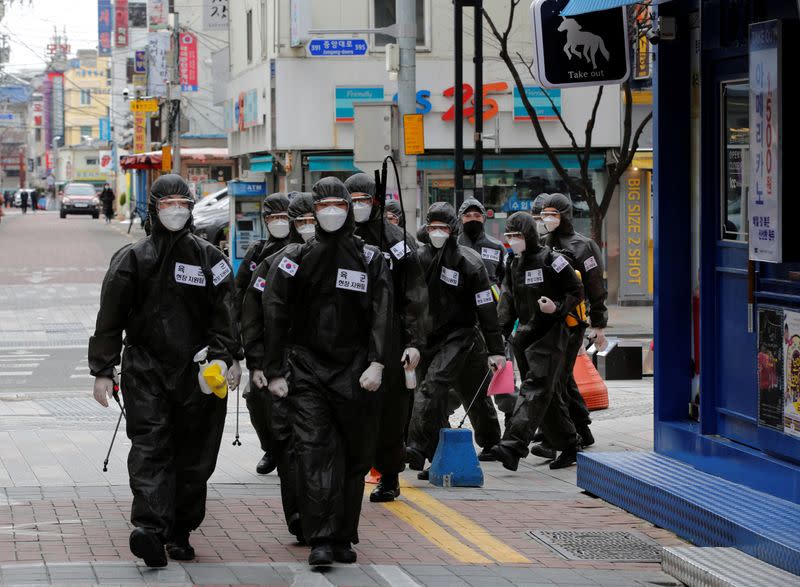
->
[542,216,561,233]
[159,207,190,232]
[297,223,316,242]
[429,229,449,249]
[353,202,372,223]
[535,220,548,237]
[508,238,526,254]
[317,206,347,232]
[267,219,290,239]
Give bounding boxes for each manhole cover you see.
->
[527,530,662,562]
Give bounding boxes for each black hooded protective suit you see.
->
[88,174,237,542]
[457,198,506,285]
[540,193,607,433]
[346,173,428,476]
[241,193,314,530]
[407,203,503,463]
[497,212,583,457]
[263,177,392,546]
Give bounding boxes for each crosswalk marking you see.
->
[69,374,94,379]
[0,372,33,377]
[372,565,422,586]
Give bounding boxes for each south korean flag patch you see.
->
[249,261,258,271]
[253,276,266,292]
[278,256,299,276]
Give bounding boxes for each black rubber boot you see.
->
[129,528,167,568]
[578,426,595,448]
[405,447,426,471]
[370,473,400,502]
[491,445,520,472]
[256,452,277,475]
[530,443,556,460]
[332,542,357,564]
[308,543,334,567]
[417,468,430,480]
[288,513,305,545]
[165,533,195,561]
[477,447,497,462]
[549,446,581,470]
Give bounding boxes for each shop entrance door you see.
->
[703,68,758,448]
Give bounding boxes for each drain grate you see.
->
[527,530,662,562]
[37,397,120,421]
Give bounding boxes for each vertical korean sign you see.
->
[147,31,170,97]
[179,32,198,92]
[148,0,169,31]
[204,0,229,31]
[749,21,782,262]
[133,112,147,154]
[115,0,129,47]
[98,0,112,56]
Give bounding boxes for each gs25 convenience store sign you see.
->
[334,83,562,124]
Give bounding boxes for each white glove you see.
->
[93,376,114,407]
[359,362,384,392]
[227,359,242,390]
[267,377,289,398]
[589,328,607,352]
[488,355,507,372]
[401,348,421,369]
[538,296,557,314]
[252,369,268,389]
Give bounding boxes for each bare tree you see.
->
[484,0,652,242]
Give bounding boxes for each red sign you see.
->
[179,33,198,92]
[442,82,508,125]
[115,0,129,47]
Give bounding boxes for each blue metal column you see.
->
[653,0,693,431]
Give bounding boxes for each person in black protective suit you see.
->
[490,212,585,471]
[345,173,428,503]
[88,174,240,567]
[234,192,291,476]
[240,193,315,544]
[532,193,608,455]
[457,197,506,285]
[263,177,392,567]
[406,202,504,473]
[385,199,403,226]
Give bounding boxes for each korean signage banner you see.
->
[115,0,129,47]
[99,117,111,141]
[748,20,782,262]
[133,111,147,154]
[147,31,170,98]
[98,0,112,56]
[512,87,561,121]
[148,0,169,32]
[179,33,198,92]
[50,72,65,142]
[204,0,229,30]
[234,90,260,130]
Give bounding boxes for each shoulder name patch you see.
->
[552,255,569,273]
[584,255,598,272]
[475,289,494,306]
[481,247,501,263]
[211,259,232,286]
[174,262,206,287]
[440,266,459,286]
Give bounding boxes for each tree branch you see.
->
[619,80,634,158]
[515,50,580,151]
[599,111,653,218]
[580,86,604,200]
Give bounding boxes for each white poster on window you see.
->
[204,0,229,30]
[147,31,170,98]
[748,20,782,262]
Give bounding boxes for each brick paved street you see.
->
[0,211,681,585]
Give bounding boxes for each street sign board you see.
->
[134,50,147,73]
[307,38,368,57]
[403,114,425,155]
[131,98,159,113]
[530,0,629,88]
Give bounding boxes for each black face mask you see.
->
[463,220,484,240]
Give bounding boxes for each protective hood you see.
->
[288,192,315,243]
[427,201,459,233]
[148,174,194,237]
[541,192,574,234]
[345,172,383,223]
[531,193,549,216]
[311,176,354,237]
[262,192,290,216]
[457,197,486,218]
[506,211,540,253]
[385,200,403,224]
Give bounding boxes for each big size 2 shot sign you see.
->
[529,0,629,88]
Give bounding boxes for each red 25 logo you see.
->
[442,82,509,124]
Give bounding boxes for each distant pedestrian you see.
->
[99,183,115,224]
[30,191,37,213]
[19,190,28,214]
[3,190,11,208]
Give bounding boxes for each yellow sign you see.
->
[161,145,172,172]
[130,98,159,113]
[634,36,650,80]
[133,112,147,154]
[403,113,425,156]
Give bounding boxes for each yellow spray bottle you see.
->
[193,346,229,399]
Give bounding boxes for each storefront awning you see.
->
[561,0,667,16]
[308,155,361,173]
[249,155,273,173]
[417,153,606,171]
[120,148,230,170]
